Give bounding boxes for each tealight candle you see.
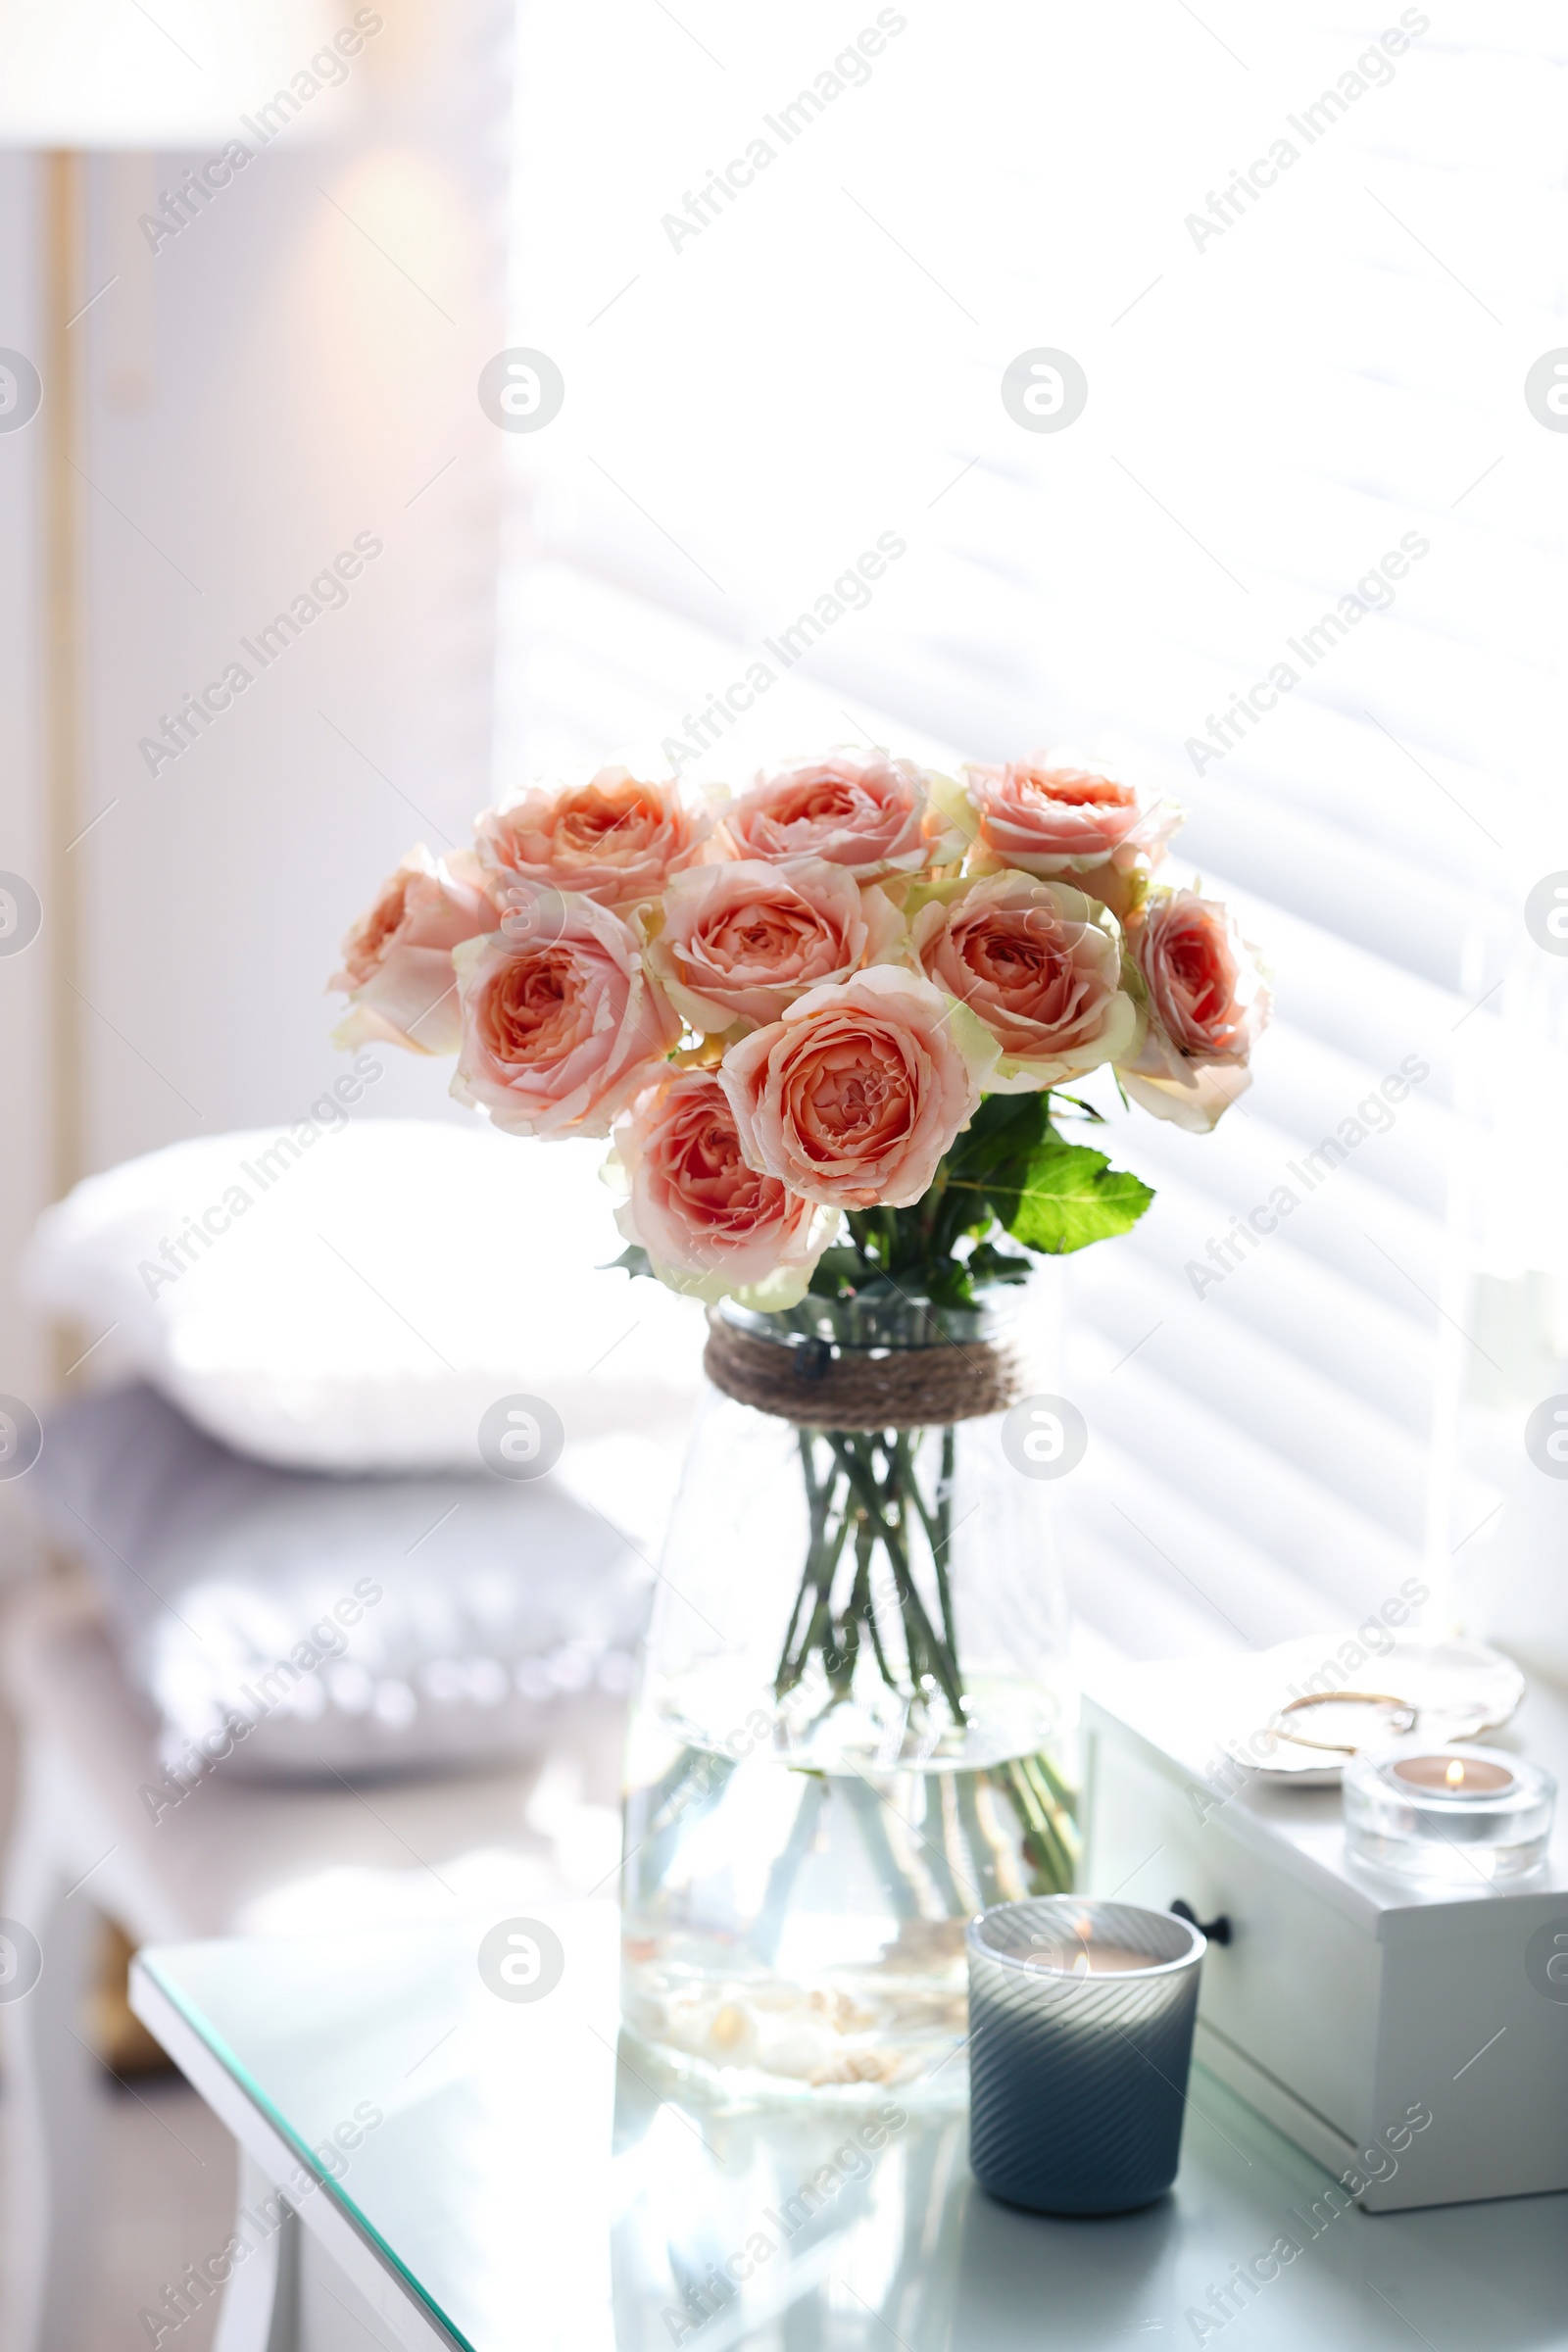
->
[967,1898,1206,2216]
[1015,1931,1163,1979]
[1033,1942,1153,1977]
[1344,1740,1554,1885]
[1390,1753,1514,1796]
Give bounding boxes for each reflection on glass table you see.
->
[131,1904,1568,2352]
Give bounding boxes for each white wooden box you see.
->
[1080,1658,1568,2210]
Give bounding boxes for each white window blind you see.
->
[500,1,1568,1665]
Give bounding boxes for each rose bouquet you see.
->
[332,745,1267,1290]
[332,746,1268,1761]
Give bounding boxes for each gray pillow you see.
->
[30,1385,651,1788]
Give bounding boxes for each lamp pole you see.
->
[42,147,83,1212]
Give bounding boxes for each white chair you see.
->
[0,1575,626,2352]
[9,1119,705,2348]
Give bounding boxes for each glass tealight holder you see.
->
[1343,1740,1555,1886]
[966,1898,1205,2216]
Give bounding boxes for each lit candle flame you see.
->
[1446,1759,1465,1788]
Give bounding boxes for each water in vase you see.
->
[620,1385,1077,2099]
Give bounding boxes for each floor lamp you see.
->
[0,3,336,1226]
[1,28,344,2333]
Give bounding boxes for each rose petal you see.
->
[608,1067,836,1305]
[476,764,711,909]
[720,749,962,881]
[647,857,907,1034]
[330,847,494,1055]
[452,890,681,1139]
[720,965,997,1210]
[910,869,1138,1091]
[1115,886,1270,1131]
[962,748,1181,900]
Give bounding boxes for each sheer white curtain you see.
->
[499,1,1568,1663]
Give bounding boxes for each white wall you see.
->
[1,0,514,1449]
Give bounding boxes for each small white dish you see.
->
[1218,1636,1526,1788]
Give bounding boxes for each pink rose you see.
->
[719,965,998,1211]
[720,750,959,881]
[451,890,680,1139]
[961,750,1180,915]
[330,847,494,1054]
[475,763,711,909]
[910,871,1138,1091]
[646,858,906,1037]
[1117,887,1271,1132]
[609,1070,836,1307]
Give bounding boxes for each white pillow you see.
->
[24,1118,706,1473]
[32,1383,655,1783]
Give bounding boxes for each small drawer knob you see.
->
[1170,1898,1232,1946]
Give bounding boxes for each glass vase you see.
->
[619,1287,1077,2103]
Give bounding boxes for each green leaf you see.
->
[992,1124,1154,1255]
[807,1247,869,1300]
[603,1244,653,1279]
[944,1090,1051,1184]
[963,1240,1035,1287]
[922,1092,1154,1261]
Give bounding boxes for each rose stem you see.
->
[775,1438,852,1701]
[1006,1755,1079,1889]
[997,1756,1077,1893]
[934,1426,957,1651]
[873,1432,934,1697]
[879,1430,966,1717]
[797,1427,834,1599]
[894,1428,958,1664]
[780,1497,855,1705]
[952,1774,1016,1911]
[774,1431,826,1686]
[1019,1750,1081,1875]
[832,1434,964,1721]
[843,1494,899,1695]
[825,1510,867,1697]
[922,1770,968,1914]
[840,1433,931,1697]
[1027,1742,1077,1807]
[752,1773,828,1963]
[840,1776,924,1921]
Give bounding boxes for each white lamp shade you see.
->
[0,0,353,148]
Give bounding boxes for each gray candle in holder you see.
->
[966,1897,1207,2216]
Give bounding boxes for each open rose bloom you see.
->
[720,966,999,1211]
[646,857,905,1037]
[608,1069,836,1309]
[450,890,680,1139]
[476,762,711,909]
[909,872,1139,1092]
[332,743,1269,1302]
[721,750,962,880]
[954,749,1180,919]
[1118,887,1272,1133]
[331,846,494,1054]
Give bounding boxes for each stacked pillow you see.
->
[24,1117,706,1472]
[24,1117,709,1777]
[33,1383,658,1782]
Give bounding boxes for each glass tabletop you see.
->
[138,1903,1568,2352]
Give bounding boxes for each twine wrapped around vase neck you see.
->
[703,1306,1034,1432]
